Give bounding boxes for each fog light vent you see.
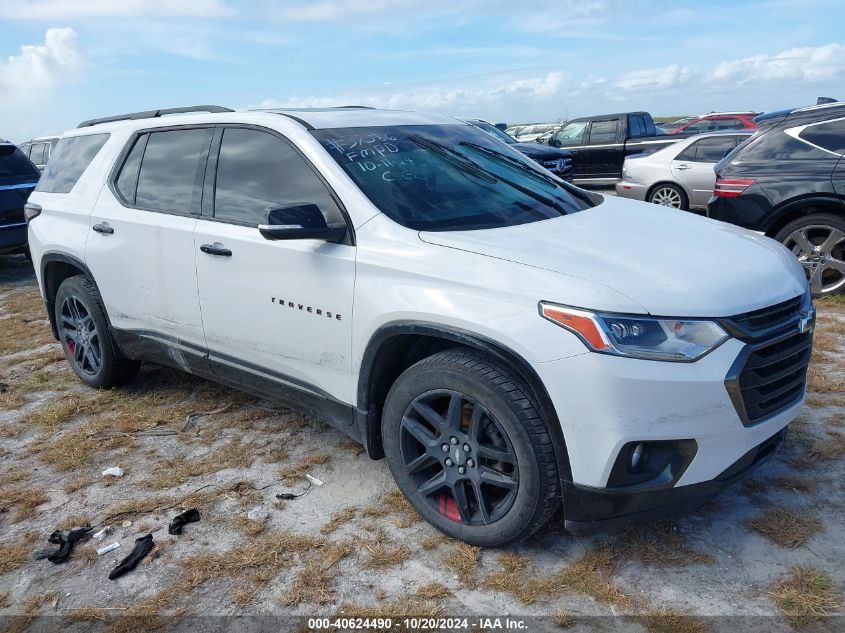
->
[606,439,698,489]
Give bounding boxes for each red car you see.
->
[672,112,760,134]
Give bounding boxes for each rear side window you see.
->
[213,127,344,225]
[587,120,618,145]
[114,134,147,204]
[711,118,744,130]
[691,136,738,162]
[0,145,39,178]
[629,116,646,138]
[29,143,47,165]
[798,119,845,154]
[37,134,109,193]
[741,129,836,161]
[134,128,212,214]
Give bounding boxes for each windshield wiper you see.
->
[459,141,561,188]
[408,135,498,184]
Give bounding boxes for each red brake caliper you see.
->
[67,339,76,356]
[438,495,461,522]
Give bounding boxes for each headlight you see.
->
[539,302,729,362]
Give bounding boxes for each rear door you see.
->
[194,125,356,407]
[86,127,211,356]
[671,135,740,208]
[581,118,621,179]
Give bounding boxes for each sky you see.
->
[1,0,844,141]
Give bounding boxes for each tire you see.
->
[381,349,560,546]
[54,276,140,388]
[774,213,845,297]
[648,183,688,210]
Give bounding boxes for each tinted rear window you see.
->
[135,128,212,214]
[798,119,845,154]
[0,145,39,178]
[36,134,109,193]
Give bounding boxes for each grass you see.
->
[279,452,331,483]
[769,564,843,628]
[320,507,357,535]
[359,530,412,570]
[443,541,482,586]
[336,437,366,456]
[418,533,449,550]
[615,521,715,567]
[745,505,824,548]
[363,488,421,528]
[638,607,706,633]
[283,541,352,606]
[0,592,9,609]
[771,476,816,494]
[555,544,630,607]
[236,515,267,536]
[143,439,259,490]
[56,514,91,530]
[0,486,49,523]
[180,532,324,590]
[414,582,451,600]
[0,537,34,575]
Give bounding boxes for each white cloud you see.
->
[612,64,692,92]
[0,28,80,105]
[0,0,234,19]
[712,43,845,84]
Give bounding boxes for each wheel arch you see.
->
[762,195,845,237]
[645,180,689,208]
[356,321,572,481]
[40,252,101,340]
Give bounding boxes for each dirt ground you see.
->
[1,250,844,633]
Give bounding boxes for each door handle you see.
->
[675,164,691,170]
[200,243,232,257]
[92,222,114,234]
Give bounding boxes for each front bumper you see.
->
[563,427,786,534]
[615,180,649,201]
[0,223,27,254]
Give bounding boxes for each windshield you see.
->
[312,124,595,231]
[0,145,39,178]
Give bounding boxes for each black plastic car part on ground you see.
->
[463,119,573,180]
[708,101,845,296]
[0,144,40,255]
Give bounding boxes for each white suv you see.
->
[26,105,814,546]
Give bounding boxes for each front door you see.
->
[194,126,356,416]
[86,127,212,359]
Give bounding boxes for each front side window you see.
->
[312,124,595,232]
[135,128,212,214]
[36,134,109,193]
[587,120,618,145]
[553,121,588,147]
[214,127,344,225]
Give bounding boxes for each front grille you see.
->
[723,294,813,426]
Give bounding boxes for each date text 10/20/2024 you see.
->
[308,618,529,630]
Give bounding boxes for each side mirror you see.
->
[258,204,347,243]
[548,137,560,147]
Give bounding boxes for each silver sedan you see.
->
[615,131,754,211]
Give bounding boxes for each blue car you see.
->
[0,143,40,257]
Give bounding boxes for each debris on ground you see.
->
[102,467,124,477]
[47,527,92,564]
[97,542,120,556]
[92,526,113,541]
[168,509,201,535]
[108,534,154,580]
[246,507,270,522]
[305,474,324,487]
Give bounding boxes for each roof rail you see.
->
[77,105,234,128]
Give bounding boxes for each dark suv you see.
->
[708,102,845,296]
[0,143,40,257]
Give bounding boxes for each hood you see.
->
[419,196,807,317]
[511,143,571,160]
